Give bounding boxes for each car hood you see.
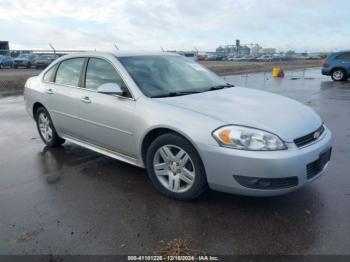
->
[159,87,322,142]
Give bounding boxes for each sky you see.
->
[0,0,349,52]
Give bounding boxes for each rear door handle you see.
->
[45,88,54,94]
[80,96,91,103]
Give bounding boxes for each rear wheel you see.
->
[146,133,208,200]
[35,107,65,147]
[331,69,347,81]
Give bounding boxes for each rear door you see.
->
[44,57,86,139]
[76,57,137,157]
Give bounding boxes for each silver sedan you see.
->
[24,52,332,200]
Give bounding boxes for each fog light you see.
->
[233,175,298,190]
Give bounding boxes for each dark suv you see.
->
[322,51,350,81]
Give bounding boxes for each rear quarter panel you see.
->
[24,76,47,119]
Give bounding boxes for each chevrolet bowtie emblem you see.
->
[313,131,320,139]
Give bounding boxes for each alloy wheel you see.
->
[332,70,344,81]
[38,112,53,142]
[153,144,195,193]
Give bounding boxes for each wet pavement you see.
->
[0,68,350,255]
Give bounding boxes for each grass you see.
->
[0,75,30,95]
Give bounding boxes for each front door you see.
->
[76,57,137,157]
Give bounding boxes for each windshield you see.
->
[118,55,227,97]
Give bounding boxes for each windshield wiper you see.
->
[207,84,234,91]
[151,90,203,98]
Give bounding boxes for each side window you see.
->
[55,58,85,86]
[85,58,130,96]
[43,64,58,83]
[336,53,350,61]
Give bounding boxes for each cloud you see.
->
[0,0,348,52]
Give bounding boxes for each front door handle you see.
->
[80,96,91,103]
[45,88,54,94]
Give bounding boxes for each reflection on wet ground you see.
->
[0,69,349,255]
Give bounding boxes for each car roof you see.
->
[331,50,350,55]
[59,51,180,59]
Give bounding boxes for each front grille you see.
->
[294,125,325,147]
[307,148,332,179]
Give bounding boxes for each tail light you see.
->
[322,58,328,65]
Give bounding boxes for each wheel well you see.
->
[331,68,346,73]
[33,102,45,119]
[141,128,187,166]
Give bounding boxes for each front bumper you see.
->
[198,126,332,196]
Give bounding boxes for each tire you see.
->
[35,107,65,147]
[27,62,31,69]
[146,133,208,200]
[331,69,347,81]
[14,65,18,69]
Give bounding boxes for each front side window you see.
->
[55,58,85,86]
[85,58,128,93]
[118,55,227,97]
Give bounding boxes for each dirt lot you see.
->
[200,59,323,75]
[0,69,349,257]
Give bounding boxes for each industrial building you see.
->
[216,40,251,57]
[0,41,10,56]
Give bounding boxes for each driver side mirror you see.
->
[97,83,124,96]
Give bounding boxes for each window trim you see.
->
[41,55,136,100]
[82,56,135,100]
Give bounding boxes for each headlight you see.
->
[212,125,287,151]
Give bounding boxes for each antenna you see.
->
[49,43,56,54]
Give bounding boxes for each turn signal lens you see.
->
[218,129,232,144]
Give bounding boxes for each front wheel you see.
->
[35,107,65,147]
[146,133,208,200]
[331,69,347,81]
